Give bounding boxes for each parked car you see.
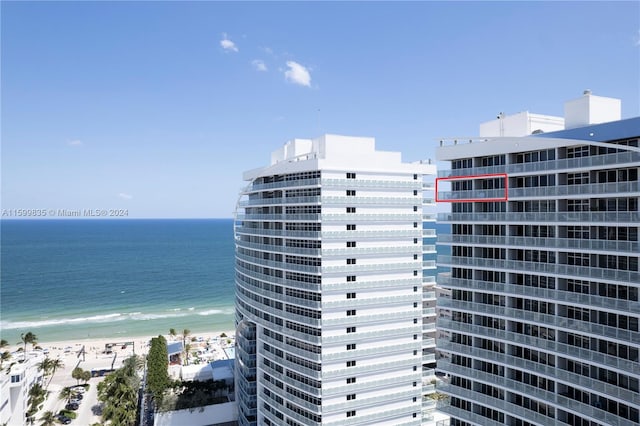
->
[65,402,79,411]
[55,414,71,425]
[71,392,83,400]
[70,385,86,393]
[69,398,82,405]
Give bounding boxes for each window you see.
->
[413,174,418,180]
[346,377,356,384]
[347,309,356,316]
[347,326,356,333]
[346,190,356,196]
[413,206,418,211]
[413,222,418,228]
[413,334,418,340]
[414,238,418,244]
[414,270,418,276]
[414,190,418,196]
[347,394,356,400]
[347,410,356,417]
[347,343,356,351]
[413,302,418,308]
[347,258,356,265]
[347,275,356,282]
[346,172,356,179]
[347,241,356,248]
[347,292,356,299]
[347,360,356,367]
[347,224,356,231]
[346,207,356,213]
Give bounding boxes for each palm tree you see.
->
[20,332,37,354]
[38,358,52,376]
[184,343,192,366]
[47,358,64,388]
[0,351,10,369]
[38,410,56,426]
[169,328,177,341]
[97,357,140,426]
[181,329,191,365]
[58,386,74,403]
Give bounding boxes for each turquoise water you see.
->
[1,219,236,343]
[1,219,449,344]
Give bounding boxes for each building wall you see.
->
[435,121,639,426]
[235,135,438,426]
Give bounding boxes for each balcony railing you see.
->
[438,255,639,284]
[437,151,640,178]
[437,275,640,314]
[438,181,639,201]
[437,211,640,224]
[437,234,640,254]
[437,318,639,375]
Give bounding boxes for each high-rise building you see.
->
[435,93,639,426]
[234,134,440,426]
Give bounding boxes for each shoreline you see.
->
[5,329,236,363]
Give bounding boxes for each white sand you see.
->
[7,329,236,369]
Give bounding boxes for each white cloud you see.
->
[220,33,238,52]
[118,193,133,200]
[284,61,311,87]
[68,140,83,146]
[252,59,268,72]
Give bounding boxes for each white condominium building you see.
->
[435,92,639,426]
[234,135,439,426]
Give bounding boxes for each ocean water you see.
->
[1,219,450,345]
[1,219,236,344]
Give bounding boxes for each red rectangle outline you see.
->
[435,173,508,203]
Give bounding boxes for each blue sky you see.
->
[2,1,639,218]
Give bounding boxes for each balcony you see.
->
[437,255,639,284]
[438,298,640,344]
[437,234,640,254]
[437,211,640,224]
[437,275,640,314]
[436,318,639,375]
[437,151,640,178]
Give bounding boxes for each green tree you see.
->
[184,343,192,366]
[169,328,176,341]
[20,332,37,354]
[38,357,53,377]
[72,367,86,385]
[97,355,140,426]
[59,386,74,403]
[38,411,56,426]
[181,329,190,364]
[146,335,169,404]
[0,351,10,369]
[47,358,64,388]
[82,370,92,383]
[27,383,46,418]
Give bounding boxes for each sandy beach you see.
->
[2,329,235,425]
[7,329,236,367]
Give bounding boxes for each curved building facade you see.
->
[235,135,438,426]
